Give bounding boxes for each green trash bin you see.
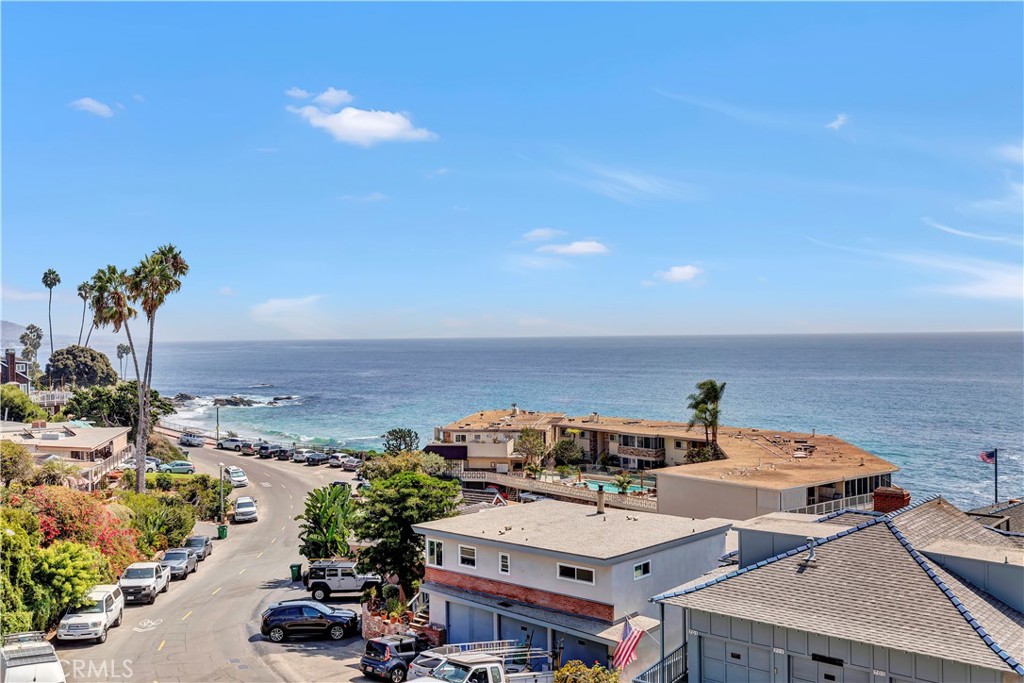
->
[217,524,228,540]
[290,563,302,582]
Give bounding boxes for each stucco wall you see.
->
[656,476,760,519]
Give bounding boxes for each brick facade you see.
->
[873,486,912,514]
[424,567,614,622]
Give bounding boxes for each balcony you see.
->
[617,445,666,460]
[632,644,686,683]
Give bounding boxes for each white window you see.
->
[557,563,595,584]
[455,434,467,443]
[459,545,477,568]
[633,560,652,580]
[498,553,510,575]
[427,540,444,567]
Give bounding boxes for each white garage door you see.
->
[700,636,771,683]
[446,603,494,645]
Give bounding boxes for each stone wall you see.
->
[360,604,447,646]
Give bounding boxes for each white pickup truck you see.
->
[119,562,170,604]
[409,652,555,683]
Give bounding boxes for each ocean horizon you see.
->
[148,331,1023,511]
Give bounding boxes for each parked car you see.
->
[276,447,295,461]
[224,465,249,487]
[119,458,157,473]
[217,438,244,451]
[260,599,359,643]
[184,535,213,560]
[341,456,362,471]
[306,451,330,466]
[240,441,261,456]
[158,460,195,474]
[257,443,281,459]
[119,562,170,604]
[360,635,431,683]
[55,585,124,644]
[303,559,380,601]
[178,433,205,447]
[1,632,66,683]
[409,652,447,679]
[291,448,316,463]
[233,496,258,523]
[159,548,198,580]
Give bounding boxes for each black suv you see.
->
[360,635,431,683]
[260,599,359,643]
[306,451,330,466]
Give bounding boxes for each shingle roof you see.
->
[971,500,1024,534]
[654,497,1024,674]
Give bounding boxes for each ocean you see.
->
[149,332,1023,511]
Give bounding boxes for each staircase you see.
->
[408,591,430,630]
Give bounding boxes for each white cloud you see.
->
[69,97,114,118]
[922,217,1021,245]
[572,163,696,204]
[218,286,235,297]
[341,191,388,203]
[826,113,849,131]
[288,104,436,147]
[132,94,145,103]
[537,240,609,255]
[313,87,354,108]
[969,180,1024,213]
[115,102,126,110]
[522,228,565,241]
[994,141,1023,165]
[2,286,48,302]
[893,253,1023,300]
[656,265,702,282]
[285,86,311,99]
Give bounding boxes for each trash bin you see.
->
[290,563,303,582]
[217,524,228,540]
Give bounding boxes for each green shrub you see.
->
[148,434,184,463]
[155,473,173,491]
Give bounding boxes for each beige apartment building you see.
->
[428,406,565,472]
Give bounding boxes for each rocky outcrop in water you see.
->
[213,396,261,407]
[272,396,294,401]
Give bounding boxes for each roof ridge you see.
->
[815,508,884,523]
[989,527,1024,539]
[650,515,887,603]
[884,493,941,518]
[884,519,1024,675]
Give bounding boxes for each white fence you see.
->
[459,470,658,512]
[788,493,874,516]
[80,445,135,491]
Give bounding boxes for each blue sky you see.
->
[2,2,1022,341]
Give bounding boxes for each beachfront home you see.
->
[411,495,731,678]
[1,420,132,487]
[427,406,566,472]
[647,496,1024,683]
[1,348,32,393]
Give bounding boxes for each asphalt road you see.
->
[55,444,369,683]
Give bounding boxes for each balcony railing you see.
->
[632,644,686,683]
[787,492,874,516]
[458,471,658,512]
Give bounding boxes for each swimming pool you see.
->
[578,479,652,495]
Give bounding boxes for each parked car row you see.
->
[215,437,365,470]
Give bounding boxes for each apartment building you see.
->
[412,496,730,678]
[427,406,565,472]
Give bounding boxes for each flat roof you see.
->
[921,540,1024,567]
[2,425,129,451]
[732,513,854,538]
[413,499,730,562]
[441,408,566,432]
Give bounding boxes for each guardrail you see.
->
[632,644,686,683]
[81,445,135,491]
[788,493,874,515]
[458,471,658,512]
[156,421,367,455]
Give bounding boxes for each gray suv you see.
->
[160,548,198,580]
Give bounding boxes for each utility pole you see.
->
[219,462,225,523]
[216,406,220,445]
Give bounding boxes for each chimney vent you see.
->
[596,484,606,514]
[804,536,817,563]
[873,485,911,514]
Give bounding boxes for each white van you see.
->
[1,632,66,683]
[179,433,205,447]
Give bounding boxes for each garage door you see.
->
[552,630,609,668]
[446,603,494,645]
[700,636,771,683]
[499,615,541,647]
[790,656,871,683]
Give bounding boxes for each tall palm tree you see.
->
[76,281,94,346]
[41,269,61,356]
[116,343,131,378]
[685,379,727,452]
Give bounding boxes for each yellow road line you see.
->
[211,587,222,596]
[256,552,264,559]
[181,610,193,621]
[157,640,165,652]
[239,568,247,575]
[280,525,286,531]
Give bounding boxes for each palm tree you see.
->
[76,282,94,346]
[685,379,727,453]
[41,269,61,356]
[116,344,131,378]
[32,460,81,486]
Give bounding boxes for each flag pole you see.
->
[994,448,999,505]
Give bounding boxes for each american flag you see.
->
[979,449,997,464]
[611,619,643,670]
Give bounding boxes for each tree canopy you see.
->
[686,379,727,451]
[0,385,47,423]
[550,438,583,466]
[0,442,34,486]
[515,427,547,467]
[64,381,174,440]
[354,471,459,596]
[295,485,355,560]
[381,427,420,455]
[45,345,118,388]
[361,451,448,481]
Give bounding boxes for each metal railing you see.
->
[632,644,686,683]
[458,471,658,512]
[788,492,874,516]
[81,445,135,491]
[407,591,429,616]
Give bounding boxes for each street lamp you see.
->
[218,462,225,523]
